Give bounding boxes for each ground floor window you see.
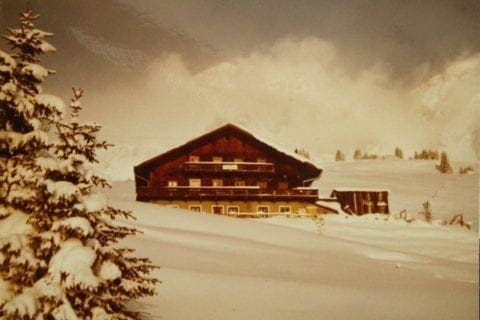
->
[211,205,224,215]
[257,206,269,213]
[189,205,202,212]
[227,206,240,214]
[279,206,291,213]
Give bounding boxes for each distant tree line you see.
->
[353,149,378,160]
[414,149,439,160]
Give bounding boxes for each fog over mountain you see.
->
[1,0,478,162]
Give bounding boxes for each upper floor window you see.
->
[189,155,200,162]
[234,180,245,187]
[257,158,266,163]
[233,158,243,162]
[257,181,267,189]
[212,156,223,162]
[189,178,201,187]
[278,182,288,189]
[167,180,178,187]
[212,179,223,187]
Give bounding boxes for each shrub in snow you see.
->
[418,201,432,222]
[0,11,157,319]
[458,166,474,174]
[446,214,471,230]
[294,148,310,159]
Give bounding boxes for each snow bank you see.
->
[109,195,477,320]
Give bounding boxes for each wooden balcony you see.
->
[184,161,274,174]
[137,186,318,202]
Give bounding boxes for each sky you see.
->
[1,0,479,162]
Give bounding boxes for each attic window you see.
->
[212,156,223,162]
[167,180,177,187]
[189,155,200,162]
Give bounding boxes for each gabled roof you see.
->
[134,123,321,178]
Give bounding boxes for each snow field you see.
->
[101,158,478,319]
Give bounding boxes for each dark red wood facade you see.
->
[134,124,322,205]
[330,189,389,215]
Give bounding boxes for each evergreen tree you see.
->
[0,11,157,319]
[353,149,362,160]
[394,147,403,159]
[438,151,453,174]
[335,149,345,161]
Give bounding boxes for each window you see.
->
[212,156,223,162]
[257,158,266,163]
[279,206,291,213]
[167,180,178,187]
[227,206,239,214]
[188,205,202,212]
[257,206,269,213]
[257,181,267,189]
[234,158,243,162]
[211,205,224,215]
[278,182,288,189]
[212,179,223,187]
[189,155,200,162]
[189,179,201,187]
[234,180,245,187]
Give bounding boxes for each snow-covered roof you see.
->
[316,200,342,214]
[332,187,390,193]
[226,122,321,168]
[135,123,321,174]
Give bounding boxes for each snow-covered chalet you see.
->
[134,123,333,216]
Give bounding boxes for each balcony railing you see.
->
[184,161,274,174]
[137,186,318,202]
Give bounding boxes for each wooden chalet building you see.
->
[134,123,332,216]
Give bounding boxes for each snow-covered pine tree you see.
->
[438,151,453,174]
[0,10,157,319]
[353,149,362,160]
[394,147,403,159]
[335,149,344,161]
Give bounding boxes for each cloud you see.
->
[91,37,479,164]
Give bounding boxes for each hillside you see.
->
[105,159,479,319]
[315,159,478,230]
